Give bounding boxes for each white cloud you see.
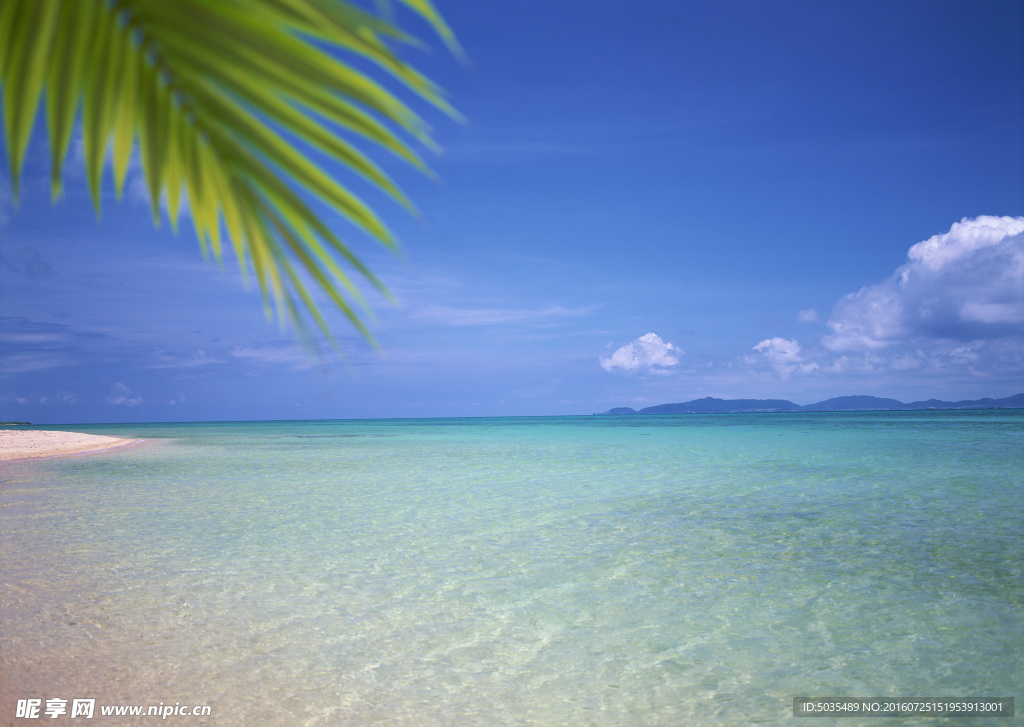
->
[960,301,1024,325]
[906,216,1024,270]
[797,308,820,323]
[753,336,800,361]
[231,343,315,370]
[825,216,1024,352]
[751,337,818,377]
[37,390,78,406]
[0,330,71,344]
[148,348,225,369]
[106,382,142,406]
[0,351,75,373]
[600,333,681,374]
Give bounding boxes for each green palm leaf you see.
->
[0,0,457,346]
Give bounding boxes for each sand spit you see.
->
[0,429,137,462]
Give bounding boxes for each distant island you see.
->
[596,393,1024,415]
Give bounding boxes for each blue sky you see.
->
[2,0,1023,423]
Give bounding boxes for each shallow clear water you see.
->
[2,411,1021,725]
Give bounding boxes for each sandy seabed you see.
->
[0,430,136,462]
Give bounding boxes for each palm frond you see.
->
[0,0,457,345]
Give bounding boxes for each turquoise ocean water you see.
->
[1,411,1021,725]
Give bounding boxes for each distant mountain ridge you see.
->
[596,393,1024,415]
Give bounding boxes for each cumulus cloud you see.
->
[825,216,1024,351]
[106,382,143,406]
[600,333,681,374]
[751,337,819,377]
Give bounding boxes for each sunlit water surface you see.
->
[2,412,1021,725]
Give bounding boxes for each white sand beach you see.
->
[0,429,135,462]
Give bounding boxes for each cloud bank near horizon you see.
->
[605,217,1024,394]
[742,216,1024,386]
